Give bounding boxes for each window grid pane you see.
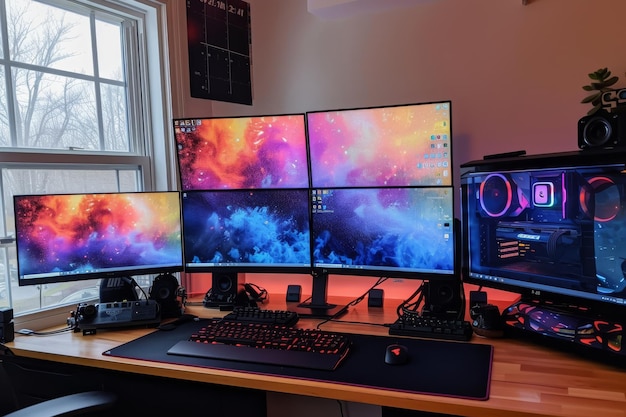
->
[12,68,99,149]
[6,0,94,76]
[1,0,130,153]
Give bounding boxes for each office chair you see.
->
[1,346,117,417]
[2,391,117,417]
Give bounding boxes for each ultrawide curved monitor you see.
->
[15,191,184,286]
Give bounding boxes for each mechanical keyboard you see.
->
[223,306,299,326]
[389,314,473,341]
[167,319,351,371]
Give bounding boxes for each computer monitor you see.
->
[176,103,457,317]
[304,101,457,317]
[306,101,451,188]
[14,191,184,286]
[461,150,626,356]
[181,188,312,273]
[173,114,309,190]
[311,186,455,277]
[303,185,457,317]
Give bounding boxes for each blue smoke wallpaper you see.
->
[311,187,455,274]
[182,189,311,269]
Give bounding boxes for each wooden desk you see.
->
[4,298,626,417]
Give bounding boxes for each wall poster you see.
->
[186,0,252,105]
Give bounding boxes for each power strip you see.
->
[75,300,161,335]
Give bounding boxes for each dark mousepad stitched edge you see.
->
[103,319,493,400]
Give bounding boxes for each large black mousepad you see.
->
[104,319,493,400]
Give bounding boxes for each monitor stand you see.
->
[290,270,347,319]
[502,298,626,358]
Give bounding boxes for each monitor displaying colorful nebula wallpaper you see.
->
[307,101,452,188]
[311,187,455,278]
[174,114,309,190]
[14,191,184,286]
[181,189,312,273]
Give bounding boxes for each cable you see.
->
[395,281,425,319]
[316,276,387,329]
[128,277,150,300]
[327,318,389,329]
[16,326,74,336]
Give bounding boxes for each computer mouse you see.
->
[384,343,409,365]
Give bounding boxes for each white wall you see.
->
[193,0,625,166]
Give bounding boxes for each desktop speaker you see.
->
[204,273,244,307]
[422,279,463,319]
[149,273,184,318]
[0,308,14,343]
[578,109,626,149]
[0,308,13,324]
[0,321,14,343]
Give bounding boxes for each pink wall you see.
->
[166,0,625,303]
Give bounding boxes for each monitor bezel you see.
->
[15,191,184,287]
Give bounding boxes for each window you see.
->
[0,0,172,323]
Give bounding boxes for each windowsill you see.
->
[13,302,96,332]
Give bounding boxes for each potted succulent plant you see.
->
[581,67,619,115]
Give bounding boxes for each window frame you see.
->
[0,0,174,329]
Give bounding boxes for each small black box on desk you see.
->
[0,308,14,343]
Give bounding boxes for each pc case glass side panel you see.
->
[181,189,312,272]
[311,187,455,277]
[462,163,626,309]
[307,102,452,188]
[174,114,309,190]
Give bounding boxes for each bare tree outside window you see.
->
[1,0,129,151]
